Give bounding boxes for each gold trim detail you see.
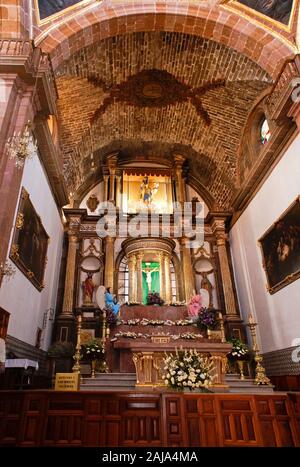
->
[16,213,24,230]
[10,244,19,261]
[221,1,298,47]
[34,0,95,26]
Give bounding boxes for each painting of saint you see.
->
[140,176,159,206]
[37,0,83,21]
[259,198,300,293]
[10,188,49,291]
[237,0,294,25]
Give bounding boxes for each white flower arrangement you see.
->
[227,338,250,360]
[118,318,194,326]
[114,331,150,339]
[172,332,203,340]
[113,331,203,341]
[163,349,214,391]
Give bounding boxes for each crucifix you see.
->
[142,264,160,291]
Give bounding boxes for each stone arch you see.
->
[35,4,296,77]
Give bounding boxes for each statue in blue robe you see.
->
[105,288,120,315]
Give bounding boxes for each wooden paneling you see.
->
[0,391,299,447]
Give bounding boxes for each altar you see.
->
[107,305,231,391]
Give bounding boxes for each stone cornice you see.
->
[34,116,68,207]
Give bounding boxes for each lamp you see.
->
[0,260,16,280]
[5,121,37,169]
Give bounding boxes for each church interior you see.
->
[0,0,300,448]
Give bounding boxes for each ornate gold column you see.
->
[159,252,166,301]
[164,254,172,304]
[116,174,122,208]
[180,237,195,302]
[128,254,137,303]
[103,174,109,202]
[107,153,118,203]
[62,233,78,316]
[104,236,115,290]
[174,155,186,204]
[215,232,238,317]
[136,252,144,304]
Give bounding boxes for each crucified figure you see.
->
[142,265,160,291]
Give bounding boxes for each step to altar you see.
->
[81,373,136,391]
[225,374,274,394]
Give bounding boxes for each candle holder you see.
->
[247,314,271,386]
[72,314,82,383]
[237,360,245,380]
[218,312,226,343]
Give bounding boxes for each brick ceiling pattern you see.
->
[56,31,272,209]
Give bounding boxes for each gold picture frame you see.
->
[259,196,300,294]
[34,0,92,25]
[222,0,298,33]
[9,188,49,291]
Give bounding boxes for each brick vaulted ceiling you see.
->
[55,31,272,209]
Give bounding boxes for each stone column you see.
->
[180,237,195,302]
[128,254,137,303]
[164,254,172,304]
[104,236,115,290]
[62,233,78,316]
[103,175,109,202]
[215,232,238,317]
[159,252,166,301]
[136,252,144,304]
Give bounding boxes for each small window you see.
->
[261,119,271,145]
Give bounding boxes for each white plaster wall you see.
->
[230,134,300,353]
[0,152,63,351]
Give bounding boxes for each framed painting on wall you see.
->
[9,188,49,291]
[259,196,300,294]
[35,0,88,23]
[236,0,294,25]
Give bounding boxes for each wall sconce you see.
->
[0,261,16,281]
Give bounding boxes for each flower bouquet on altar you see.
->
[80,339,107,376]
[105,308,118,327]
[196,307,219,332]
[80,339,105,360]
[163,349,214,392]
[226,337,251,379]
[227,338,250,361]
[147,292,164,306]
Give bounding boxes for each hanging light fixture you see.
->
[5,121,37,169]
[0,260,16,281]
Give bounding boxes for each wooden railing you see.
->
[0,391,299,447]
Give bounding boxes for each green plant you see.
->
[47,341,75,358]
[163,349,214,391]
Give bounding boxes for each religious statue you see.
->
[188,290,202,319]
[142,264,160,291]
[82,272,95,306]
[140,176,159,206]
[105,287,120,315]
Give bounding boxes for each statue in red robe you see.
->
[82,272,95,306]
